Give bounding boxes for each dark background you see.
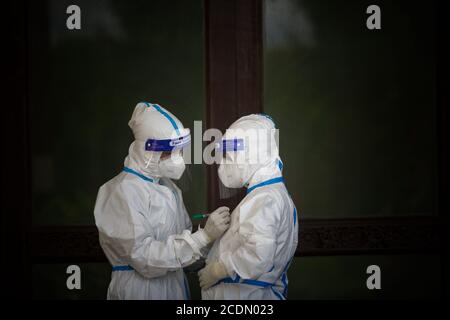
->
[3,0,448,299]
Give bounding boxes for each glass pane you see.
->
[29,0,205,225]
[264,0,437,218]
[287,255,441,299]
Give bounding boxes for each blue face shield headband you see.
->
[216,138,245,152]
[145,133,191,151]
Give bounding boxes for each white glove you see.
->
[203,206,231,241]
[198,260,229,290]
[191,206,230,248]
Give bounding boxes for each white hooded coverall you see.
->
[94,102,207,300]
[202,114,299,300]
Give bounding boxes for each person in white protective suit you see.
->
[94,102,230,300]
[198,114,299,300]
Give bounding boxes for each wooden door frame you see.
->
[4,0,445,299]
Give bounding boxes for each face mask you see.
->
[218,162,247,188]
[158,153,186,180]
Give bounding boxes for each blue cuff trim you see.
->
[112,265,134,271]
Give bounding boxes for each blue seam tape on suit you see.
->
[112,265,134,271]
[142,101,180,136]
[123,167,154,182]
[246,177,284,194]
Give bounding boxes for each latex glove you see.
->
[191,206,230,248]
[198,260,229,290]
[203,206,231,241]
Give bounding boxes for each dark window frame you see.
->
[4,0,446,298]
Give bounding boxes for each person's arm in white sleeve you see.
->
[221,194,279,279]
[199,193,279,288]
[97,184,230,279]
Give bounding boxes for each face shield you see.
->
[216,125,280,198]
[145,129,192,183]
[216,136,256,199]
[144,130,191,152]
[216,137,250,198]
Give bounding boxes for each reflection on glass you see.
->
[29,0,205,224]
[264,0,437,218]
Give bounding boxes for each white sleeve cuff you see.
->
[191,229,212,248]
